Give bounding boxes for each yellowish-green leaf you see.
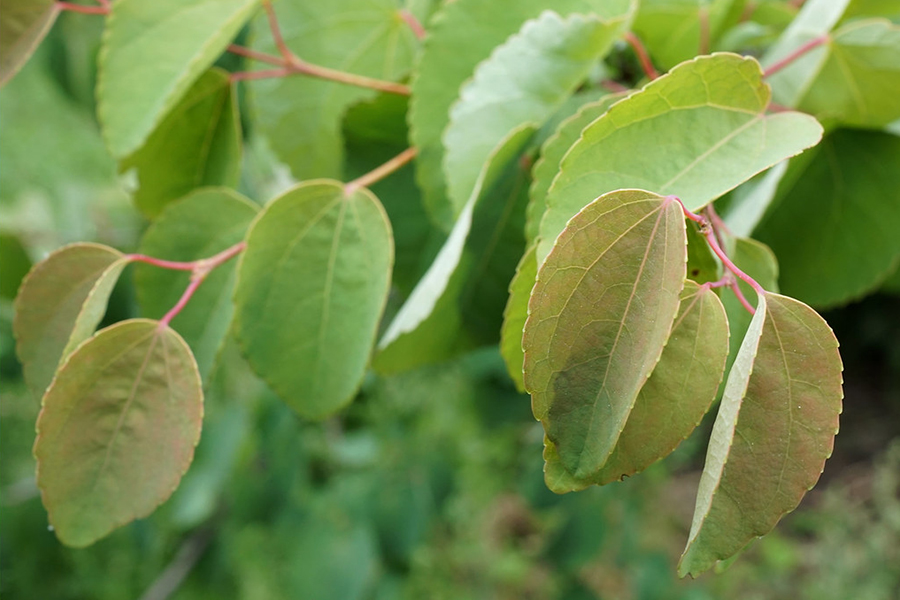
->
[0,0,58,86]
[34,319,203,547]
[499,244,538,392]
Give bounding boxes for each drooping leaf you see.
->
[545,280,729,492]
[0,0,58,86]
[375,126,533,372]
[499,245,538,392]
[34,319,203,547]
[537,53,823,264]
[135,188,259,380]
[120,69,242,218]
[234,181,393,419]
[524,190,687,478]
[633,0,745,69]
[409,0,635,225]
[98,0,260,157]
[527,92,629,243]
[679,292,842,576]
[443,10,633,217]
[756,129,900,307]
[14,243,128,400]
[249,0,421,180]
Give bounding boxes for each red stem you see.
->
[624,32,659,80]
[399,10,426,40]
[159,277,205,328]
[730,280,757,315]
[125,255,196,271]
[227,44,285,67]
[345,147,417,194]
[56,2,109,15]
[764,35,828,78]
[230,68,292,82]
[698,6,711,55]
[262,0,295,64]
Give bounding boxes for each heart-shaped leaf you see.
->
[524,190,687,478]
[34,319,203,547]
[0,0,58,86]
[544,280,730,492]
[537,53,823,264]
[234,181,393,419]
[679,292,843,577]
[135,188,259,380]
[14,243,129,400]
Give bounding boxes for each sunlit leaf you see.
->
[0,0,58,86]
[98,0,260,157]
[14,243,128,400]
[34,319,203,547]
[524,190,687,478]
[234,181,393,419]
[120,69,242,218]
[135,188,258,380]
[679,292,843,577]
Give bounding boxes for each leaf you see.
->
[545,280,730,492]
[14,243,129,400]
[718,161,789,237]
[679,292,842,577]
[120,69,242,219]
[685,222,720,285]
[537,53,823,264]
[409,0,635,225]
[756,129,900,307]
[443,10,633,217]
[234,181,393,419]
[499,245,538,392]
[375,126,533,371]
[527,92,629,244]
[98,0,260,157]
[523,190,687,478]
[0,0,58,86]
[34,319,203,547]
[633,0,745,69]
[0,232,33,300]
[249,0,420,180]
[135,188,259,380]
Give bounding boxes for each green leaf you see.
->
[34,319,203,547]
[135,188,258,380]
[633,0,745,69]
[249,0,419,180]
[375,126,533,372]
[679,292,842,577]
[234,181,393,419]
[120,69,242,219]
[0,0,58,86]
[409,0,635,225]
[499,244,538,392]
[545,280,729,492]
[718,161,789,237]
[756,129,900,307]
[686,222,720,285]
[0,232,33,300]
[881,262,900,294]
[524,190,687,478]
[98,0,260,157]
[527,92,629,243]
[14,243,128,400]
[443,10,633,217]
[537,53,823,264]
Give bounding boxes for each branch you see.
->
[345,147,418,194]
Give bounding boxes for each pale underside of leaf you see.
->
[0,0,59,86]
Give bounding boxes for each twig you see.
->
[345,147,418,194]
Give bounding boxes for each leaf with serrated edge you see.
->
[527,92,629,244]
[524,190,687,478]
[34,319,203,547]
[14,243,129,400]
[443,10,633,217]
[0,0,58,86]
[234,180,393,419]
[537,53,823,265]
[121,69,242,218]
[499,244,538,392]
[250,0,419,180]
[679,292,842,577]
[136,188,258,381]
[98,0,260,157]
[756,129,900,308]
[410,0,635,226]
[544,280,729,492]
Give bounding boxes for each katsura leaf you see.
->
[234,181,393,419]
[524,190,687,478]
[537,53,823,264]
[679,292,843,577]
[34,319,203,547]
[499,244,538,392]
[0,0,58,86]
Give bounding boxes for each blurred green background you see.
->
[2,14,899,600]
